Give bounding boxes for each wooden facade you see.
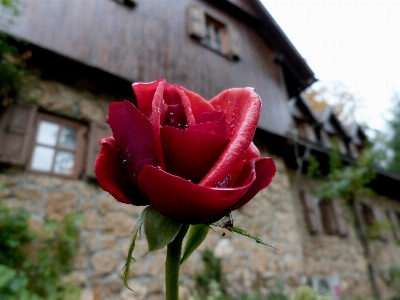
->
[1,0,315,137]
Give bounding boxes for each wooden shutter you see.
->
[332,201,349,237]
[187,5,206,39]
[320,130,332,148]
[354,201,368,236]
[85,121,112,179]
[229,26,241,60]
[372,206,391,242]
[305,123,317,142]
[320,200,337,235]
[387,210,400,241]
[0,103,37,165]
[300,190,323,235]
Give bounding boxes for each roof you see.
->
[206,0,317,94]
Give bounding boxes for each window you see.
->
[300,190,348,237]
[204,17,225,53]
[295,119,317,142]
[28,114,87,178]
[337,137,348,156]
[319,130,332,149]
[355,202,391,241]
[187,5,241,60]
[0,103,112,180]
[349,143,361,159]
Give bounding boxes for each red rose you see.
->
[95,79,275,224]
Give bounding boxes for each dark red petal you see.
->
[161,125,230,183]
[176,88,196,126]
[206,157,275,223]
[230,142,260,183]
[198,111,226,123]
[107,100,158,182]
[163,85,181,105]
[176,86,215,123]
[95,137,150,206]
[164,104,187,129]
[231,157,276,210]
[132,79,165,118]
[187,111,226,136]
[200,88,261,186]
[138,165,251,224]
[150,81,167,170]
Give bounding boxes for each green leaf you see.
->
[180,224,209,264]
[144,207,182,252]
[0,264,17,288]
[123,206,150,290]
[227,226,278,250]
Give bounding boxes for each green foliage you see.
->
[0,203,82,300]
[1,0,20,15]
[309,147,376,202]
[386,92,400,176]
[194,249,227,298]
[388,266,400,295]
[0,0,25,104]
[0,33,24,102]
[289,286,332,300]
[123,207,148,290]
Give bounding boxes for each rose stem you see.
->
[165,223,190,300]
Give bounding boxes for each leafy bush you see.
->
[0,203,82,300]
[289,286,332,300]
[191,249,228,299]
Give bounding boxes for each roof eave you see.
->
[204,0,317,92]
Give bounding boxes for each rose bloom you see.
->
[95,79,275,224]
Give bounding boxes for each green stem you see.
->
[165,223,189,300]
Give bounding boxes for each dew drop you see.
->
[208,129,217,134]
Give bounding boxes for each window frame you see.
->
[27,113,87,179]
[187,5,241,61]
[203,15,229,55]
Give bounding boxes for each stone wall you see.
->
[1,78,400,299]
[287,170,400,299]
[19,77,112,124]
[0,153,304,300]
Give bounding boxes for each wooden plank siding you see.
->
[2,0,292,136]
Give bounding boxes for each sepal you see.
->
[180,224,209,264]
[144,207,183,252]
